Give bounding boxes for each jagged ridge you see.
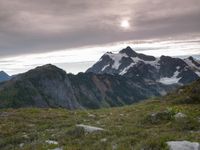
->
[86,46,200,85]
[0,64,175,109]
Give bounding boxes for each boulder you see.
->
[174,112,187,120]
[167,141,200,150]
[76,124,104,133]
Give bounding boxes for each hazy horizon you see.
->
[1,39,200,76]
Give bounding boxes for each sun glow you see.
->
[120,20,130,29]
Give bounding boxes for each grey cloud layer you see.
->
[0,0,200,57]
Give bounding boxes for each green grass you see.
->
[0,98,200,150]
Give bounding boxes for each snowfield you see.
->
[158,71,181,85]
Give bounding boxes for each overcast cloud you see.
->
[0,0,200,57]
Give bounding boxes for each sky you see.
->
[0,0,200,75]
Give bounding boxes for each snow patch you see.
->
[184,58,195,67]
[158,71,181,85]
[76,124,104,133]
[184,58,200,70]
[105,53,128,70]
[132,57,160,69]
[106,52,160,74]
[167,141,200,150]
[195,71,200,77]
[176,66,180,70]
[119,57,160,75]
[101,64,110,71]
[119,63,135,75]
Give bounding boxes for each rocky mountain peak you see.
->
[33,64,64,73]
[188,56,194,61]
[119,46,137,57]
[186,56,200,68]
[20,64,67,81]
[0,71,7,75]
[0,71,10,83]
[86,46,200,85]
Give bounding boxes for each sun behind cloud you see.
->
[120,19,130,29]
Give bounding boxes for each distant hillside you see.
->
[0,71,10,83]
[164,79,200,104]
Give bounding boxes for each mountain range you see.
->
[87,46,200,85]
[0,46,199,109]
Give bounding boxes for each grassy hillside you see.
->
[0,80,200,150]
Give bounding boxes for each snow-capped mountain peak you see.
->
[86,46,200,85]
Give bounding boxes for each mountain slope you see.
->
[164,79,200,104]
[86,46,200,85]
[0,64,175,109]
[0,79,199,150]
[0,71,10,83]
[0,65,82,109]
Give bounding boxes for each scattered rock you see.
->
[27,123,35,127]
[112,143,117,150]
[88,114,96,118]
[120,114,124,116]
[100,138,107,142]
[167,141,200,150]
[45,140,58,145]
[174,112,187,120]
[197,117,200,123]
[96,121,101,125]
[19,143,24,148]
[190,130,200,134]
[76,124,104,133]
[100,115,106,118]
[22,133,29,139]
[51,148,63,150]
